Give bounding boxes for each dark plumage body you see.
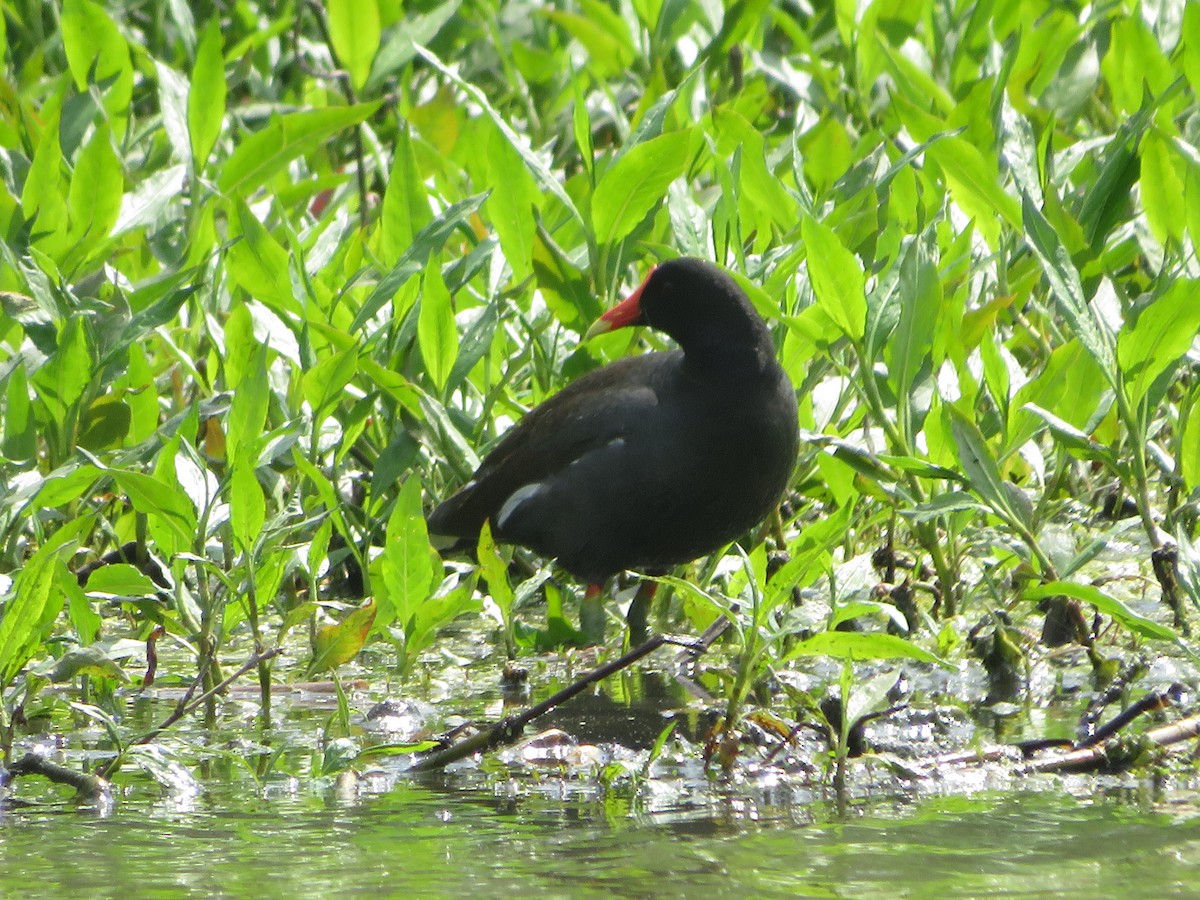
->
[427,258,798,585]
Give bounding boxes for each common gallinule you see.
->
[428,257,798,590]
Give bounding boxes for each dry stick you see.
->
[1025,714,1200,775]
[410,633,706,773]
[3,754,109,801]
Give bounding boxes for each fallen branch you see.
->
[410,633,705,773]
[2,754,110,802]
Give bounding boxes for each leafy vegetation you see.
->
[1,0,1199,785]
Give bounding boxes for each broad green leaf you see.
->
[34,464,102,508]
[328,0,381,91]
[82,564,159,597]
[417,264,457,393]
[783,631,951,669]
[377,477,435,630]
[485,121,539,282]
[1140,131,1187,247]
[1019,404,1114,464]
[21,106,68,255]
[309,600,378,674]
[366,1,460,92]
[545,0,635,77]
[60,0,133,138]
[1182,403,1200,494]
[0,522,84,688]
[417,47,583,226]
[1016,192,1118,387]
[1025,582,1177,643]
[32,316,92,424]
[114,164,187,235]
[226,341,270,463]
[948,405,1027,530]
[302,344,359,418]
[217,103,381,195]
[156,60,190,166]
[476,520,514,622]
[78,396,131,451]
[352,192,487,333]
[3,363,35,460]
[886,237,941,406]
[801,215,866,341]
[592,129,689,247]
[226,199,297,315]
[379,123,432,260]
[110,469,198,551]
[899,491,985,524]
[47,646,129,684]
[1010,339,1108,453]
[1101,15,1176,114]
[401,580,480,673]
[67,123,122,247]
[1186,3,1200,96]
[189,18,227,171]
[229,460,265,554]
[1117,279,1200,406]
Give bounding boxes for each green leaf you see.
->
[217,103,381,196]
[226,199,297,315]
[476,520,514,623]
[948,405,1027,530]
[886,236,941,405]
[78,396,131,451]
[592,129,690,247]
[1019,404,1114,464]
[1025,582,1177,643]
[352,192,487,333]
[188,18,227,171]
[545,0,635,77]
[378,123,432,260]
[417,264,457,393]
[417,46,583,226]
[1182,403,1200,494]
[229,460,265,554]
[67,121,122,248]
[226,340,270,464]
[1139,131,1187,248]
[0,523,84,689]
[365,0,460,92]
[47,646,129,684]
[302,344,359,419]
[899,491,985,524]
[377,478,435,631]
[32,315,93,424]
[783,631,951,669]
[110,469,198,551]
[328,0,381,92]
[60,0,133,139]
[1005,111,1118,387]
[83,564,160,597]
[485,121,539,282]
[21,106,68,254]
[1117,279,1200,406]
[801,215,867,341]
[309,600,378,674]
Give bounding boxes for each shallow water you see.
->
[4,780,1200,898]
[5,626,1200,897]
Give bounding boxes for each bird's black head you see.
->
[589,258,773,369]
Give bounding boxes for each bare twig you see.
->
[410,633,707,773]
